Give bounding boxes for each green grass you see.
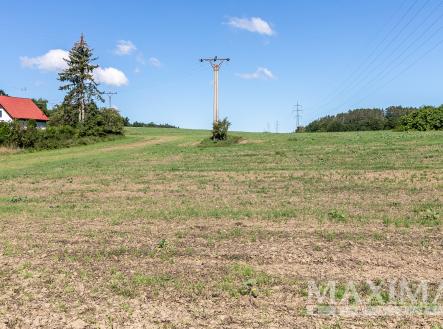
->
[1,128,441,225]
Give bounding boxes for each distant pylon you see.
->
[293,101,303,129]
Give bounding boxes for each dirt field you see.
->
[0,128,442,328]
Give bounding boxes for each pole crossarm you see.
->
[200,56,230,69]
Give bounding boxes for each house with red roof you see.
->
[0,96,49,128]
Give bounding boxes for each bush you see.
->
[200,135,243,147]
[0,121,121,150]
[35,125,77,149]
[212,117,231,141]
[78,108,124,137]
[399,106,443,131]
[0,122,11,145]
[101,108,124,134]
[7,121,26,148]
[21,120,39,148]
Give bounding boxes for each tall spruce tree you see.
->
[58,34,103,124]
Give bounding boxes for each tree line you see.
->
[303,105,443,132]
[122,118,178,128]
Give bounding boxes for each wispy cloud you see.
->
[94,67,128,86]
[148,57,162,68]
[20,49,69,72]
[115,40,137,55]
[236,67,276,80]
[136,54,162,69]
[227,17,274,36]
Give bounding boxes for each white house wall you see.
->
[0,105,12,123]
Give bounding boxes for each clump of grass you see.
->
[2,241,18,256]
[417,207,440,227]
[109,270,136,298]
[383,206,441,228]
[318,230,337,242]
[327,209,347,223]
[109,217,123,226]
[218,263,275,298]
[199,135,243,147]
[275,150,286,157]
[10,196,27,203]
[157,239,168,249]
[132,274,173,287]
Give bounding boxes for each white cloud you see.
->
[236,67,276,80]
[94,67,128,86]
[148,57,162,68]
[227,17,274,36]
[115,40,137,55]
[20,49,69,72]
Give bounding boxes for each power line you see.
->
[330,0,440,112]
[346,24,443,110]
[315,0,420,110]
[331,1,443,112]
[317,0,433,112]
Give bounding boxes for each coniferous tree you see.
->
[58,34,103,124]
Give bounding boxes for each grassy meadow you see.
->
[0,128,442,328]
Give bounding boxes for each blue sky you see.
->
[1,0,443,132]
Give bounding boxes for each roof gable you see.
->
[0,96,49,121]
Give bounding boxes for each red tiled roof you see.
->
[0,96,49,121]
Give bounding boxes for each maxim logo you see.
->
[306,279,443,317]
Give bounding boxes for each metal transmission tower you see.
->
[200,56,230,124]
[103,92,117,109]
[292,101,303,129]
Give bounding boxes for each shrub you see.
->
[0,122,11,145]
[21,120,40,148]
[399,106,443,131]
[1,121,120,150]
[35,125,77,149]
[77,108,124,137]
[212,117,231,141]
[199,135,243,147]
[101,108,124,135]
[7,121,25,148]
